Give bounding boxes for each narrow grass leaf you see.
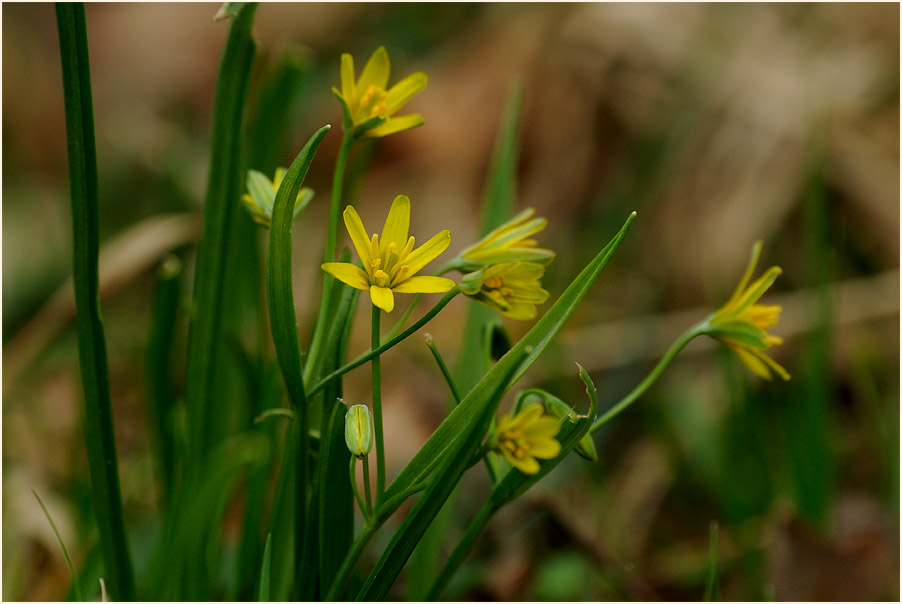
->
[257,533,272,602]
[33,490,83,602]
[704,521,721,601]
[356,353,526,600]
[54,4,135,599]
[383,212,635,503]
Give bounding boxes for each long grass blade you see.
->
[54,4,135,599]
[183,2,258,482]
[383,212,636,503]
[257,533,273,602]
[33,490,83,602]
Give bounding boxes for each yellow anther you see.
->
[484,277,504,289]
[387,242,397,254]
[371,258,382,270]
[374,269,390,287]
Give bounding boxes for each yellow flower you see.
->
[706,241,790,381]
[242,168,314,227]
[492,404,562,474]
[322,195,455,313]
[456,208,555,271]
[460,261,550,320]
[333,46,427,138]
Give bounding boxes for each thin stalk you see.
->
[425,333,461,404]
[304,132,355,384]
[324,480,429,601]
[350,457,368,520]
[308,288,460,398]
[371,305,386,500]
[55,4,135,599]
[362,454,374,518]
[426,500,495,600]
[591,322,704,433]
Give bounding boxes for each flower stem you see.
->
[350,457,368,521]
[591,322,705,433]
[307,288,460,398]
[426,499,496,600]
[371,304,386,501]
[362,453,374,518]
[304,132,354,384]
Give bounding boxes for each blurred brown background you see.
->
[3,3,899,601]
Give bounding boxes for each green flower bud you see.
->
[543,394,598,463]
[345,404,373,458]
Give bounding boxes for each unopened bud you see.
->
[345,404,373,458]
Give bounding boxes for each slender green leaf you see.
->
[145,255,182,509]
[33,490,83,602]
[54,4,135,599]
[427,365,598,600]
[704,521,721,601]
[383,212,636,503]
[184,2,258,481]
[356,353,526,600]
[257,533,272,602]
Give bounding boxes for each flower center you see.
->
[499,429,531,460]
[373,269,390,287]
[358,84,388,120]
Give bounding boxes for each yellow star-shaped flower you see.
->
[333,46,427,138]
[322,195,455,313]
[492,404,562,474]
[707,241,790,380]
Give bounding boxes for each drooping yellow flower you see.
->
[322,195,455,313]
[456,208,555,271]
[333,46,427,138]
[460,261,550,320]
[242,168,314,227]
[492,404,562,474]
[706,241,790,381]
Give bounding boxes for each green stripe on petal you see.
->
[384,71,427,115]
[358,46,390,93]
[391,275,456,294]
[365,113,424,138]
[322,262,370,291]
[402,229,451,275]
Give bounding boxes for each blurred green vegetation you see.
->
[3,2,898,601]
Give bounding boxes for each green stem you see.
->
[371,305,386,500]
[426,500,496,600]
[350,457,367,520]
[308,288,460,398]
[425,333,461,404]
[383,293,423,341]
[304,132,354,384]
[362,454,374,518]
[325,480,429,601]
[55,4,135,599]
[591,322,704,433]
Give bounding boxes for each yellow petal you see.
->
[322,263,370,291]
[402,229,451,276]
[384,71,427,115]
[343,206,373,268]
[391,275,456,294]
[723,241,763,312]
[524,417,561,439]
[370,285,395,312]
[357,46,390,93]
[732,347,774,380]
[506,454,540,475]
[380,195,411,254]
[340,53,356,108]
[365,114,424,138]
[528,438,561,459]
[501,303,537,320]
